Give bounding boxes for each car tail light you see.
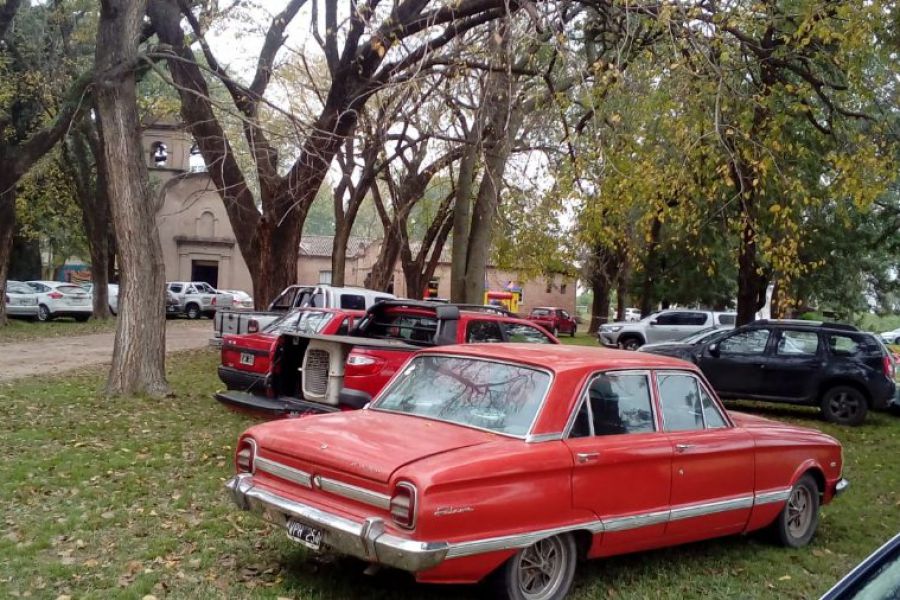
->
[211,297,217,306]
[347,354,376,366]
[346,352,380,375]
[390,482,417,529]
[884,355,895,379]
[235,438,257,473]
[48,292,63,299]
[247,319,259,333]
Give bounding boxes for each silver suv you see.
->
[599,309,736,350]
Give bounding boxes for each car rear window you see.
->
[827,333,884,358]
[366,312,437,345]
[531,308,551,316]
[340,294,366,310]
[57,285,86,295]
[503,323,554,344]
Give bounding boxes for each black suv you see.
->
[642,319,896,425]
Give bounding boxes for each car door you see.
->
[766,329,823,399]
[564,371,673,556]
[655,371,754,541]
[697,327,773,398]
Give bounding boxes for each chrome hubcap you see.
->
[787,486,813,538]
[828,392,860,420]
[516,536,567,600]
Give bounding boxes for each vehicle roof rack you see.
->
[749,319,858,331]
[455,304,515,316]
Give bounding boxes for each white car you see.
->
[221,289,253,309]
[4,280,40,320]
[881,328,900,345]
[81,283,120,315]
[26,280,93,322]
[624,307,642,321]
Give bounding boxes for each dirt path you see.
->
[0,321,213,381]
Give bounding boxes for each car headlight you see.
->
[605,326,623,332]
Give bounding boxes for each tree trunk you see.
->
[736,214,768,325]
[0,186,15,326]
[95,0,168,397]
[331,220,351,287]
[450,136,479,303]
[87,236,110,318]
[616,260,628,321]
[638,215,662,317]
[369,224,403,292]
[251,211,302,309]
[589,275,611,334]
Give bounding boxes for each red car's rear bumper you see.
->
[215,390,339,419]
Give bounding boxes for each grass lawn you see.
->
[1,348,898,599]
[0,317,119,344]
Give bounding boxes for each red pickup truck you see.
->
[527,306,578,337]
[214,300,558,418]
[218,307,363,396]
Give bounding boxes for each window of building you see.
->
[560,283,568,294]
[319,270,332,285]
[545,280,553,293]
[150,141,168,166]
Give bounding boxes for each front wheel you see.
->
[185,303,201,320]
[620,336,642,351]
[820,386,867,426]
[773,474,820,548]
[491,533,577,600]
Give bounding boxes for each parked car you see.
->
[218,307,364,396]
[880,327,900,345]
[225,344,847,600]
[213,284,395,342]
[165,289,180,317]
[684,320,896,426]
[624,307,641,321]
[222,289,254,309]
[527,306,578,337]
[25,280,93,321]
[599,309,737,350]
[819,532,900,600]
[166,281,233,319]
[81,282,120,315]
[215,300,558,417]
[4,280,39,320]
[638,327,735,358]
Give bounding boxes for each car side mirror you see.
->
[708,343,720,357]
[649,319,658,326]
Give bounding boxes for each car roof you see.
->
[747,319,859,332]
[418,343,694,374]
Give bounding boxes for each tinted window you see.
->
[503,323,553,344]
[682,312,708,326]
[568,400,591,438]
[466,320,505,343]
[717,314,736,326]
[719,329,770,355]
[826,334,883,358]
[374,356,550,437]
[777,330,819,356]
[168,283,183,293]
[699,386,727,428]
[335,317,350,336]
[655,312,680,325]
[658,373,704,432]
[340,294,366,310]
[586,373,655,435]
[367,313,437,344]
[7,283,32,294]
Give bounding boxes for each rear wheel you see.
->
[185,303,201,320]
[37,304,51,322]
[773,474,819,548]
[620,336,642,351]
[820,385,867,426]
[491,533,577,600]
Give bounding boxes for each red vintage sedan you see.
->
[226,344,847,600]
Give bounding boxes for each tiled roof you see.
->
[299,235,372,258]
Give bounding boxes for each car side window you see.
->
[655,312,678,325]
[718,329,771,355]
[340,294,366,310]
[717,314,736,326]
[827,334,861,357]
[502,323,553,344]
[585,373,655,435]
[777,330,819,356]
[658,373,705,432]
[568,400,592,438]
[698,385,728,428]
[466,320,505,343]
[682,312,708,326]
[335,317,350,336]
[561,310,570,319]
[270,287,298,310]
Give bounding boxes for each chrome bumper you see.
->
[834,478,849,497]
[226,474,449,572]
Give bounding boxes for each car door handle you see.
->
[576,452,600,464]
[675,444,695,453]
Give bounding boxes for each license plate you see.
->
[240,353,255,366]
[286,519,323,550]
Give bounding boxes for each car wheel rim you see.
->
[787,486,813,538]
[829,392,859,420]
[516,536,567,600]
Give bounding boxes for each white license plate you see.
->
[286,519,323,550]
[240,353,255,366]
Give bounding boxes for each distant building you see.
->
[145,122,576,315]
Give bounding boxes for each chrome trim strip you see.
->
[317,476,391,509]
[254,456,313,488]
[445,521,598,558]
[754,488,792,505]
[669,496,754,521]
[603,509,670,531]
[525,432,563,443]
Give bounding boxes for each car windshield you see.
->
[265,310,334,334]
[372,355,551,437]
[681,327,724,344]
[57,285,86,295]
[531,308,551,316]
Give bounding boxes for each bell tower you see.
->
[141,120,195,175]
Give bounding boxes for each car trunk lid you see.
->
[256,410,498,483]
